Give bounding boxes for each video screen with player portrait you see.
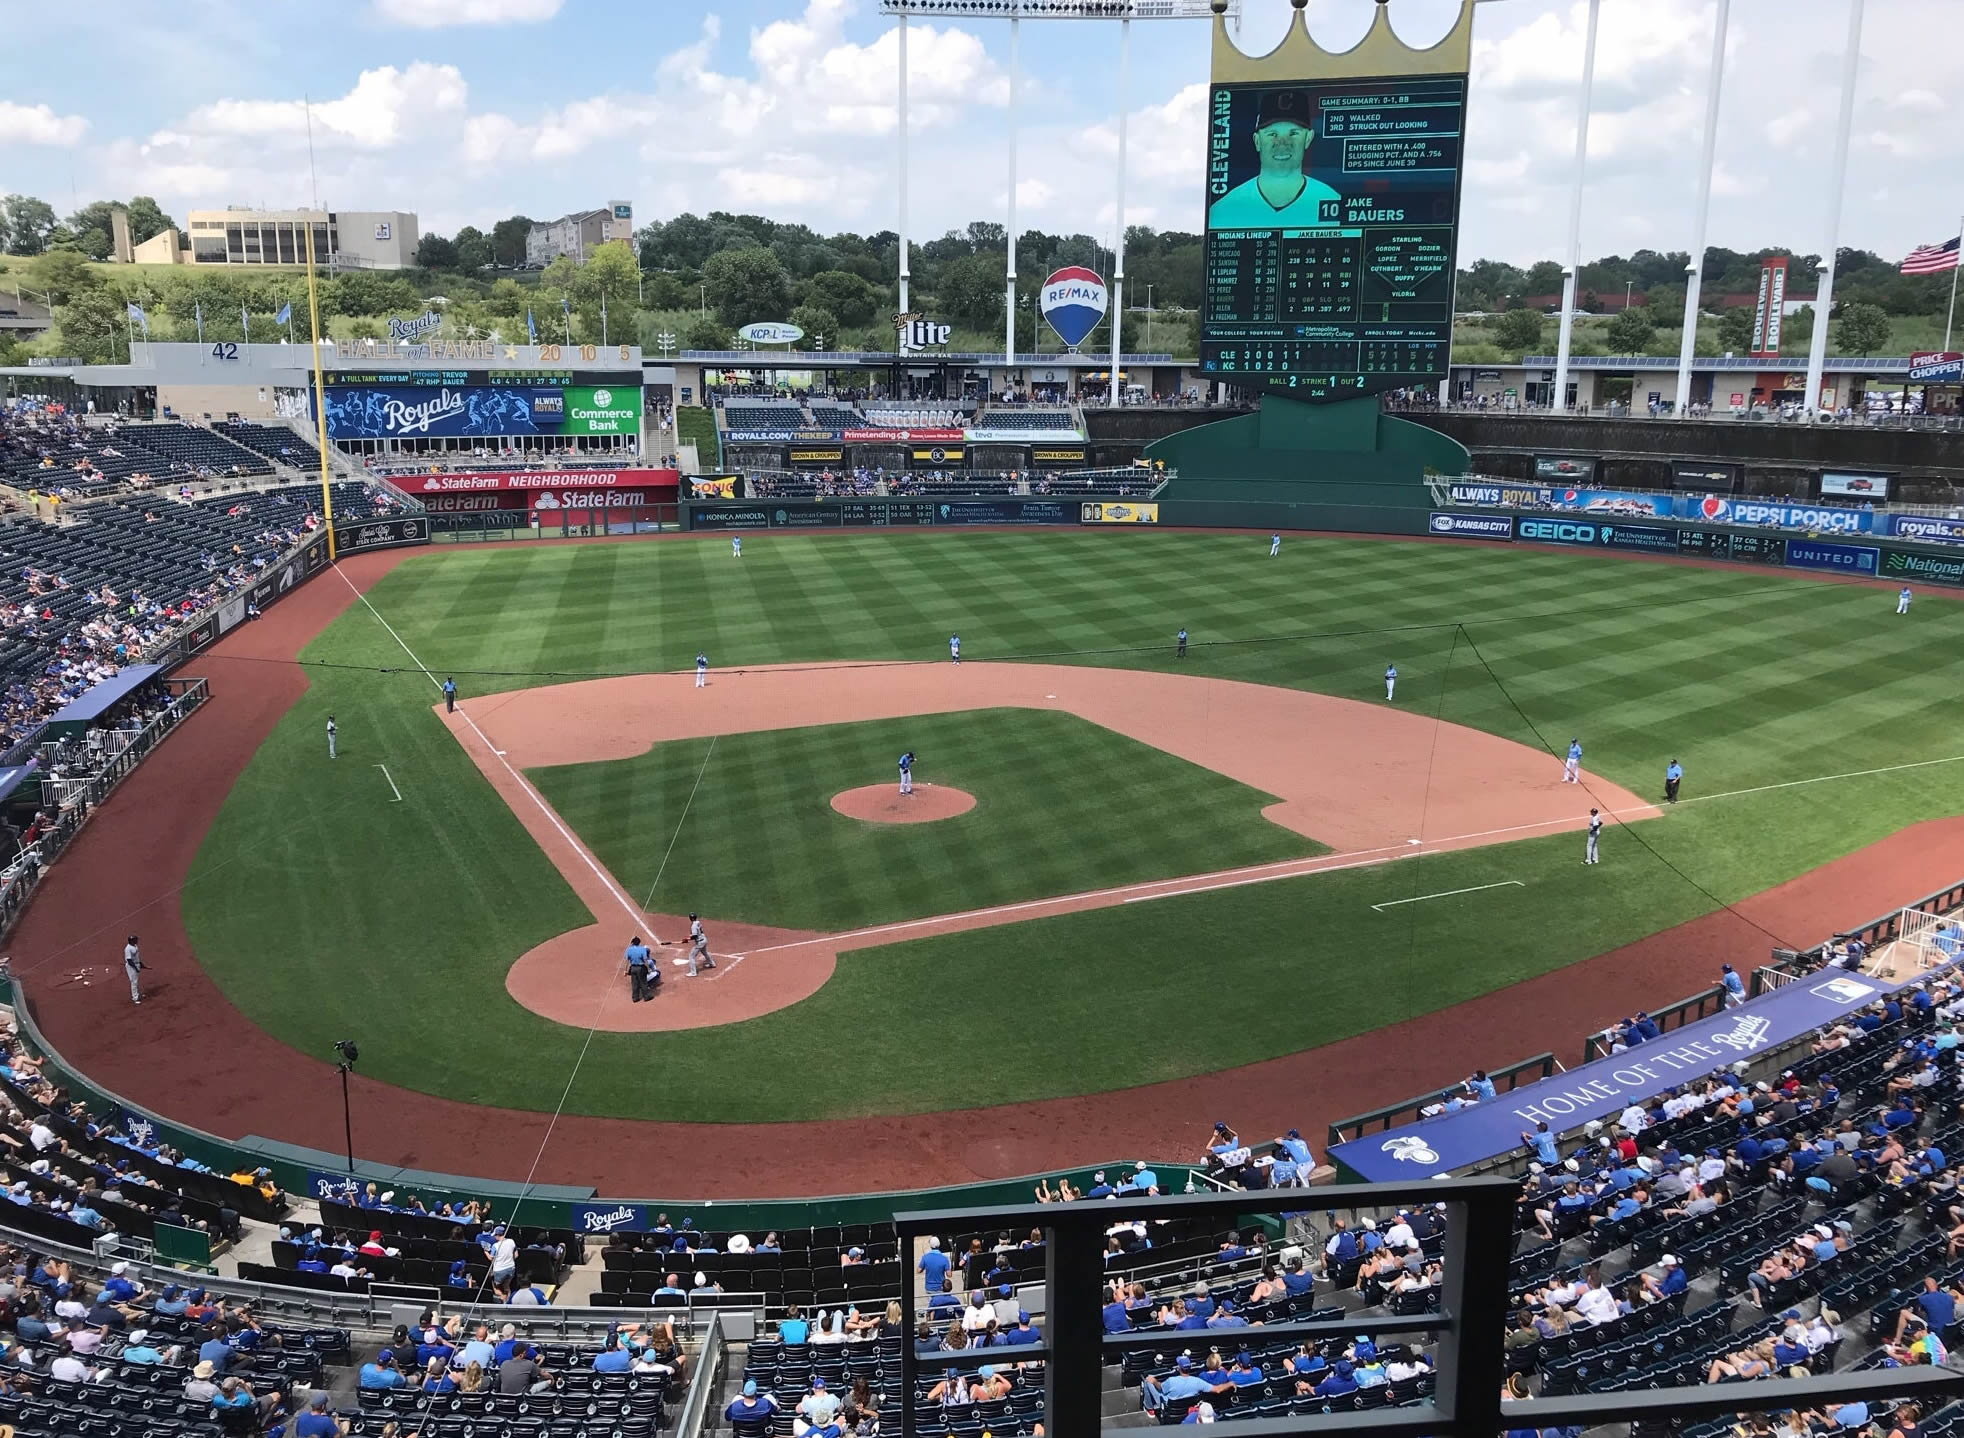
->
[1200,75,1467,401]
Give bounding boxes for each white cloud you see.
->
[0,101,88,147]
[174,63,468,149]
[370,0,561,27]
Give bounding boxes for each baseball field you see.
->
[18,527,1964,1195]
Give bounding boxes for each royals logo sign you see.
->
[388,311,442,344]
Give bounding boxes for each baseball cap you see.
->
[1176,1356,1192,1370]
[110,1261,128,1275]
[743,1380,757,1396]
[1253,89,1312,131]
[812,1377,825,1388]
[1660,1255,1679,1267]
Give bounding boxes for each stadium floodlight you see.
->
[878,0,1231,16]
[879,0,1221,391]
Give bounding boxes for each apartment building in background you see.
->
[526,203,633,267]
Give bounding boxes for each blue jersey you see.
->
[1568,742,1582,761]
[898,753,913,773]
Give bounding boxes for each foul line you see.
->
[1676,752,1964,806]
[373,764,403,803]
[1370,880,1523,913]
[332,568,649,935]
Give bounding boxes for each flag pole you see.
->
[304,223,338,563]
[1946,213,1963,355]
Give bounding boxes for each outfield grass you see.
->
[179,532,1964,1120]
[527,710,1321,932]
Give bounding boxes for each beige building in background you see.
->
[179,208,419,268]
[526,203,633,267]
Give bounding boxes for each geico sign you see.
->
[1519,520,1596,543]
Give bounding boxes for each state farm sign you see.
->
[531,490,650,511]
[390,467,678,494]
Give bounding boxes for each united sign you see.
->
[1040,266,1108,350]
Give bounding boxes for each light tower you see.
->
[878,1,1233,401]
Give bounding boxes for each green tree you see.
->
[416,233,460,270]
[576,241,641,312]
[54,289,127,362]
[490,215,534,267]
[933,252,1004,329]
[681,313,729,350]
[1491,308,1544,354]
[29,248,101,304]
[702,246,792,326]
[454,225,492,271]
[1606,306,1656,353]
[802,269,880,327]
[1716,305,1755,353]
[4,196,63,255]
[1832,300,1890,356]
[126,196,174,245]
[788,304,838,350]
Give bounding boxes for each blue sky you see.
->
[5,0,1960,265]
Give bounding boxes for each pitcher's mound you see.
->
[831,784,976,824]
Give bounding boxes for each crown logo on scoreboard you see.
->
[1210,0,1473,83]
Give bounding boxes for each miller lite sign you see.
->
[1040,266,1108,350]
[894,313,951,352]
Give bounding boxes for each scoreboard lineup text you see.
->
[1201,76,1466,400]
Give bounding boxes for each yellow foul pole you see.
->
[303,222,338,561]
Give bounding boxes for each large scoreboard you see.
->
[1200,75,1466,401]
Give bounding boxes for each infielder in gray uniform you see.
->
[1584,809,1602,865]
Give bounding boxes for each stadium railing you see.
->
[671,1310,733,1438]
[1753,876,1964,994]
[1580,982,1731,1062]
[895,1179,1964,1437]
[1325,1052,1558,1153]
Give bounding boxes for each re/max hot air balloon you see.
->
[1040,266,1108,350]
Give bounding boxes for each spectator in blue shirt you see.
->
[293,1393,344,1437]
[778,1306,811,1344]
[359,1353,403,1390]
[1523,1123,1560,1167]
[1314,1359,1360,1397]
[1894,1277,1961,1344]
[917,1237,950,1295]
[725,1380,778,1426]
[1139,1356,1229,1414]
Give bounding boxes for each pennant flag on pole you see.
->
[274,302,292,326]
[194,301,204,343]
[241,305,251,340]
[125,302,148,337]
[526,308,537,343]
[1902,236,1961,275]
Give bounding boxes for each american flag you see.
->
[1901,236,1961,275]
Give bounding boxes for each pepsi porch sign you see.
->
[1040,267,1108,350]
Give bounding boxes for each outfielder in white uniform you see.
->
[686,913,715,975]
[1898,586,1912,615]
[326,715,337,759]
[123,935,143,1005]
[1269,534,1281,558]
[1563,738,1582,784]
[695,653,708,689]
[1384,664,1397,701]
[898,751,914,795]
[732,536,742,558]
[1584,809,1602,865]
